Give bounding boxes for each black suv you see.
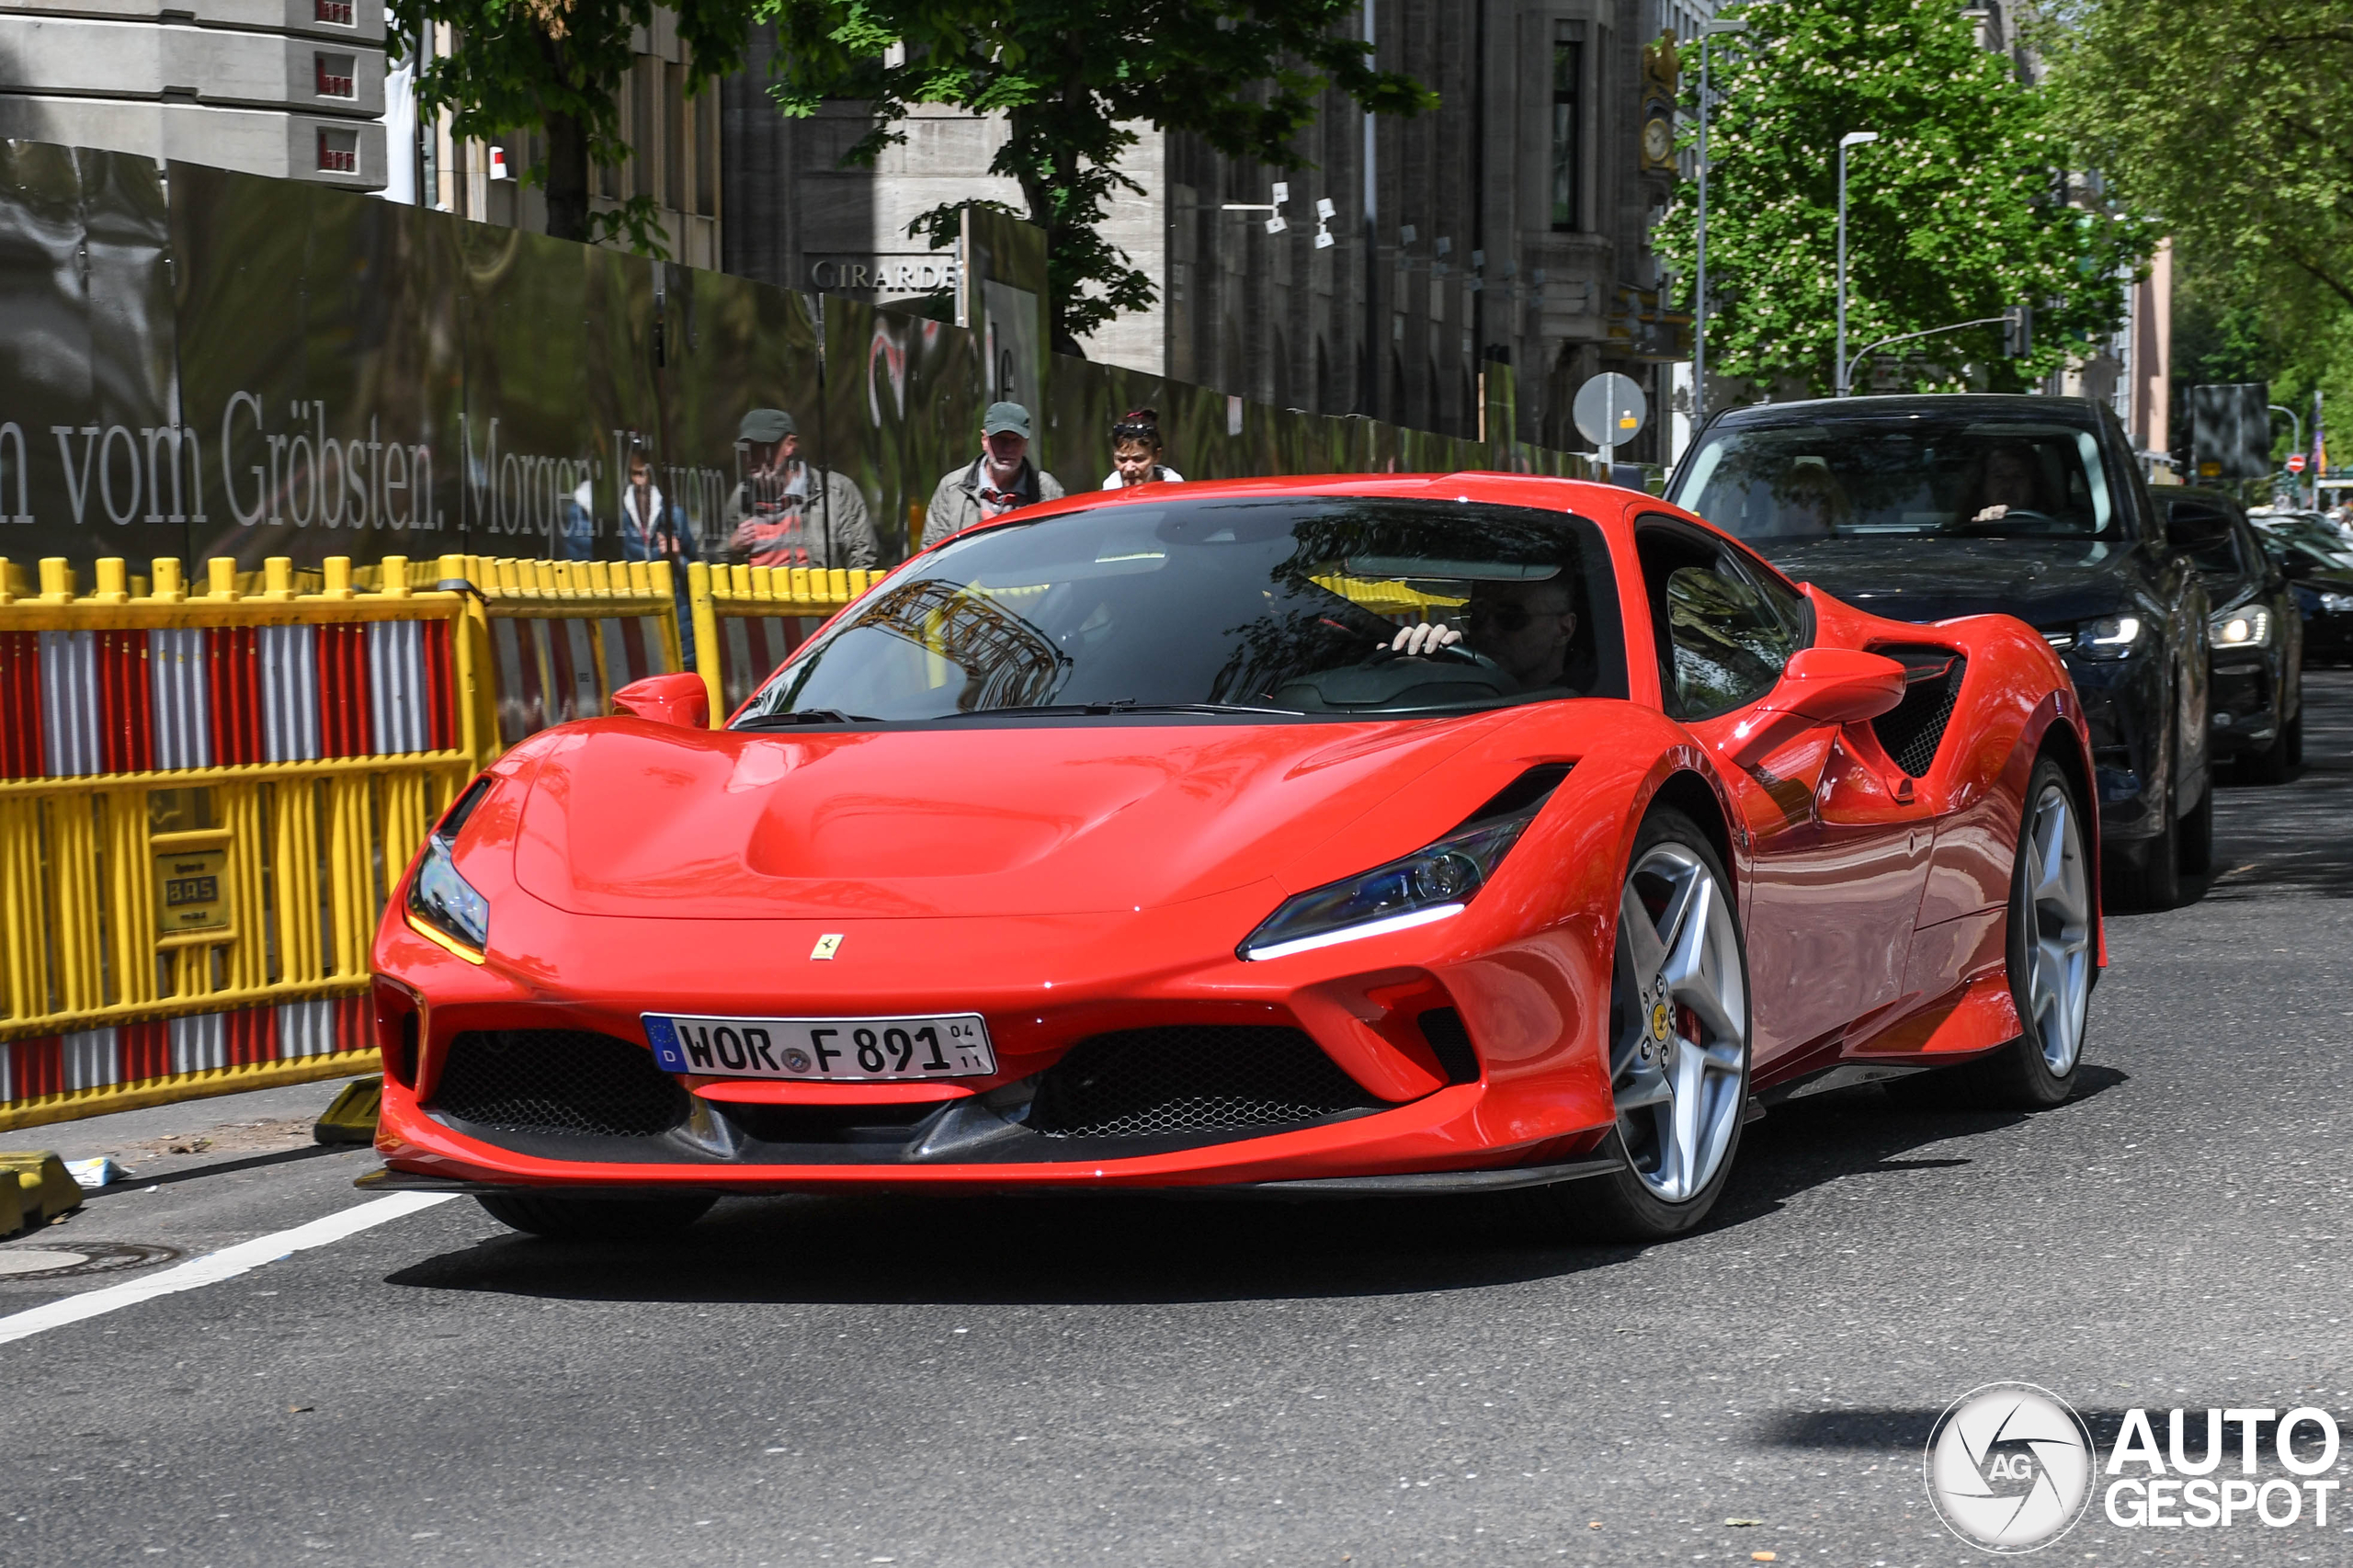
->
[1666,393,2211,908]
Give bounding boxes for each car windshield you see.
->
[1672,412,2118,543]
[735,496,1627,723]
[2256,520,2353,571]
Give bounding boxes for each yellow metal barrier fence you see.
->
[0,550,887,1131]
[0,553,482,1130]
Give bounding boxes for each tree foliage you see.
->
[1653,0,2154,399]
[392,0,753,253]
[2043,0,2353,471]
[2044,0,2353,314]
[759,0,1435,349]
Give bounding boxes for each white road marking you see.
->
[0,1192,455,1346]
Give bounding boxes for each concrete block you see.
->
[0,1152,85,1225]
[313,1074,381,1145]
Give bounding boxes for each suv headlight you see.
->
[2074,613,2143,661]
[405,779,492,960]
[2321,592,2353,614]
[1240,767,1568,961]
[2209,606,2272,649]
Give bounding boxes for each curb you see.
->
[313,1076,383,1146]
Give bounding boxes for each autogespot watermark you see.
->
[1924,1382,2343,1552]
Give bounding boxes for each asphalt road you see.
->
[10,676,2353,1567]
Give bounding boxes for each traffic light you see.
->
[2002,304,2033,359]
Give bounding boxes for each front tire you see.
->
[1532,808,1751,1242]
[476,1190,716,1240]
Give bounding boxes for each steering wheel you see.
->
[1367,642,1508,676]
[1967,506,2053,529]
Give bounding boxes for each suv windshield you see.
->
[736,496,1627,723]
[1673,412,2119,544]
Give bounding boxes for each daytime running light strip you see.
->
[1240,903,1466,962]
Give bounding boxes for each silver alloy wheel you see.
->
[2020,782,2094,1074]
[1610,844,1748,1203]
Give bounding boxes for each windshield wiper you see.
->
[733,709,882,728]
[927,700,1303,720]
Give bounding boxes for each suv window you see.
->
[2165,501,2245,580]
[1638,523,1806,719]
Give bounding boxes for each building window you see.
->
[313,0,353,21]
[1551,22,1585,233]
[316,128,358,173]
[315,53,355,97]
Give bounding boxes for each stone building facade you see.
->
[722,0,1708,460]
[0,0,391,188]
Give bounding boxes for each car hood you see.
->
[1757,536,2138,631]
[508,715,1506,919]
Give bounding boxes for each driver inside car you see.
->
[1964,441,2052,526]
[1383,577,1582,690]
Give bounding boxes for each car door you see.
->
[1635,518,1933,1071]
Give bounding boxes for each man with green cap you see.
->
[919,401,1064,549]
[724,407,880,571]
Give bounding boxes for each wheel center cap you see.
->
[1650,1001,1672,1041]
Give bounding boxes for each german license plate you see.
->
[642,1012,996,1082]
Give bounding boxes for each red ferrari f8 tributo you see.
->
[369,473,2100,1241]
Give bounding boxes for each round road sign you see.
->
[2288,452,2308,474]
[1573,372,1648,449]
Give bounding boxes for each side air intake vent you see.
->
[1027,1026,1379,1140]
[1870,650,1967,778]
[431,1029,692,1138]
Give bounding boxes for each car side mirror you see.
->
[2279,557,2314,582]
[611,673,711,730]
[1766,647,1909,725]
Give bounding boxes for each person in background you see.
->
[620,442,697,569]
[592,440,700,670]
[920,402,1064,548]
[1102,407,1185,489]
[724,408,880,572]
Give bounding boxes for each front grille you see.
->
[1027,1026,1379,1140]
[431,1029,692,1138]
[1870,650,1967,778]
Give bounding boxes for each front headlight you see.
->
[2209,606,2272,649]
[1239,767,1567,961]
[405,778,492,959]
[2074,613,2144,661]
[2322,592,2353,614]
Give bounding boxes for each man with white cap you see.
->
[919,401,1064,549]
[724,407,879,571]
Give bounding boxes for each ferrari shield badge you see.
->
[810,933,844,960]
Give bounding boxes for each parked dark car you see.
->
[1667,393,2211,909]
[2249,518,2353,666]
[2154,489,2302,781]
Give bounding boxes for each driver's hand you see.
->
[1390,623,1464,656]
[1972,504,2011,524]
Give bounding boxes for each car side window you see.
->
[1638,523,1802,719]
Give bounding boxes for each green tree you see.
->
[758,0,1435,350]
[1654,0,2153,398]
[391,0,754,253]
[2044,0,2353,472]
[2045,0,2353,313]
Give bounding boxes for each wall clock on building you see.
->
[1643,116,1674,166]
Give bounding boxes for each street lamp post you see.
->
[1692,17,1747,430]
[1835,131,1879,397]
